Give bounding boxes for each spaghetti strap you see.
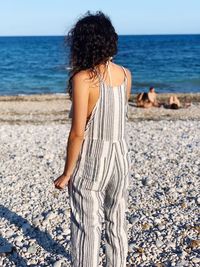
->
[121,66,128,103]
[96,62,127,89]
[121,66,127,81]
[107,61,112,87]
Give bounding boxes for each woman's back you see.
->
[84,61,130,141]
[87,62,130,117]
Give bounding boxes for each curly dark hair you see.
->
[65,11,118,100]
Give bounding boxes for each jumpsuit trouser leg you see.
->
[68,183,105,267]
[68,141,129,267]
[104,142,129,267]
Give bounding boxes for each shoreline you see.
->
[0,92,200,125]
[0,92,200,102]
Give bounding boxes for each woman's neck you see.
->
[97,59,112,72]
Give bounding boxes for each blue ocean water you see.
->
[0,35,199,96]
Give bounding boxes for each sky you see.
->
[0,0,200,36]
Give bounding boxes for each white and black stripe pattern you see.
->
[68,66,130,267]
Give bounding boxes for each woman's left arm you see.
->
[54,71,90,190]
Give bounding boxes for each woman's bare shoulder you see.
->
[72,70,91,84]
[71,70,91,101]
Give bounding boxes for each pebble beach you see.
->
[0,94,200,267]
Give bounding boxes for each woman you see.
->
[54,11,132,267]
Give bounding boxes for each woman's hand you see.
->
[54,174,71,190]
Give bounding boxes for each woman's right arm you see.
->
[54,71,90,189]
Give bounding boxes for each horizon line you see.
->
[0,33,200,38]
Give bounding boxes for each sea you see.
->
[0,35,199,96]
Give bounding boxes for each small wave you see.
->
[54,92,67,96]
[52,65,70,71]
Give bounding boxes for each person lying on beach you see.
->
[136,92,154,108]
[148,86,161,107]
[136,90,161,108]
[164,95,191,109]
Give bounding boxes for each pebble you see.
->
[129,216,139,224]
[196,197,200,205]
[5,230,14,238]
[142,177,153,186]
[45,211,57,221]
[192,257,200,263]
[142,253,147,261]
[156,239,163,248]
[15,241,23,247]
[157,224,165,231]
[129,242,137,252]
[14,235,23,242]
[134,173,140,179]
[32,218,40,226]
[154,218,162,225]
[27,245,37,254]
[167,241,176,249]
[175,262,184,267]
[22,247,27,253]
[53,260,63,267]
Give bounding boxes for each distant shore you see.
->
[0,92,200,125]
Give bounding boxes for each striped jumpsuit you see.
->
[68,65,130,267]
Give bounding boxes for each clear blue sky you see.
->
[0,0,200,36]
